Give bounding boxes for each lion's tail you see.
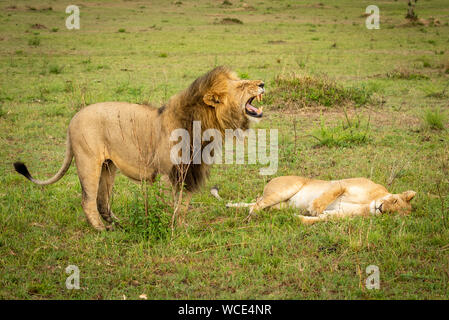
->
[210,186,256,208]
[14,133,73,186]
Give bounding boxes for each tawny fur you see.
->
[14,66,265,231]
[231,176,416,224]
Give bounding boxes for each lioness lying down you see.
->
[223,176,416,224]
[14,66,265,230]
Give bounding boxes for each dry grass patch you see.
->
[266,73,377,110]
[218,17,243,25]
[386,67,429,80]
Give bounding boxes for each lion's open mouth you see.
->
[245,94,263,118]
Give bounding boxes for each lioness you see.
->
[223,176,416,224]
[14,66,265,230]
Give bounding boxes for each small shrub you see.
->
[386,68,428,80]
[49,64,63,74]
[0,90,13,102]
[0,105,6,118]
[311,112,371,147]
[30,23,47,29]
[422,108,446,130]
[115,82,143,98]
[28,37,40,46]
[64,81,74,93]
[405,0,418,21]
[443,62,449,74]
[124,178,172,242]
[424,82,448,98]
[219,17,243,25]
[118,28,126,33]
[425,91,447,99]
[267,73,377,108]
[51,27,58,32]
[159,53,168,58]
[238,72,250,79]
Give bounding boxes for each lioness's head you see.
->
[186,66,265,132]
[380,190,416,215]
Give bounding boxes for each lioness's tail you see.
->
[210,187,256,208]
[14,134,73,185]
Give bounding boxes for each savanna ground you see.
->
[1,0,448,300]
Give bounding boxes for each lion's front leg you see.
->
[298,204,372,225]
[308,183,345,216]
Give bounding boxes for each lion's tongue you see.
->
[245,102,261,115]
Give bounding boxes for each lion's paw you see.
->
[307,204,322,216]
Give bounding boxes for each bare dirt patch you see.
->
[30,24,47,30]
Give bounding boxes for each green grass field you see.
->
[1,0,448,299]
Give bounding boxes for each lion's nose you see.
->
[258,82,265,88]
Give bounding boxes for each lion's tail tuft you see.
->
[14,133,73,186]
[210,186,222,200]
[14,162,33,181]
[210,186,256,208]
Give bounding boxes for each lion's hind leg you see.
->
[75,153,106,231]
[97,160,117,226]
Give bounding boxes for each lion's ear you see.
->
[203,92,221,108]
[402,190,416,202]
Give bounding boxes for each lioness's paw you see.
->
[307,204,322,216]
[295,215,318,225]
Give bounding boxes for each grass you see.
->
[386,67,429,80]
[267,73,377,108]
[124,178,172,243]
[27,37,40,46]
[0,0,448,300]
[48,64,63,75]
[311,112,371,147]
[422,108,447,130]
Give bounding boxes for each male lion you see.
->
[221,176,416,224]
[14,66,265,230]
